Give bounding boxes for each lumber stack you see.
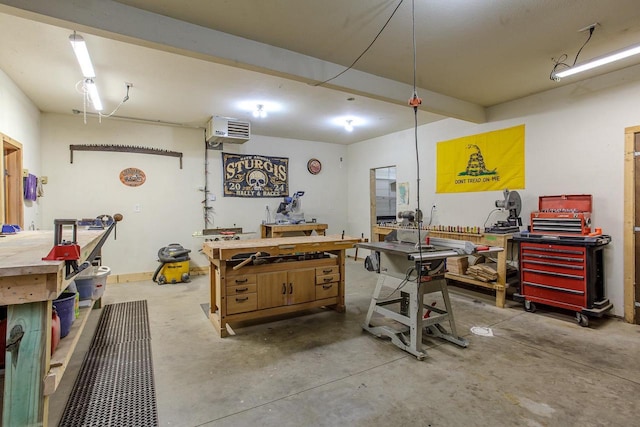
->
[446,256,469,275]
[466,264,498,282]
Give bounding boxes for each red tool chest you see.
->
[530,194,592,235]
[514,193,612,326]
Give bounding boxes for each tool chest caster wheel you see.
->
[157,275,166,285]
[576,312,589,327]
[182,273,190,282]
[524,300,536,313]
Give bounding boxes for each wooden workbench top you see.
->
[203,234,360,260]
[0,230,105,278]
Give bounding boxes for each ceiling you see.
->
[1,0,639,144]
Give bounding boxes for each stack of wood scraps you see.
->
[446,256,469,275]
[466,264,498,282]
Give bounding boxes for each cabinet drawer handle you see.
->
[289,283,293,294]
[282,283,286,294]
[236,287,249,292]
[235,297,249,302]
[235,278,248,283]
[323,277,332,282]
[322,269,333,273]
[322,284,333,290]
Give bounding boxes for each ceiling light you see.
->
[69,32,96,78]
[237,101,282,118]
[553,43,640,79]
[345,120,354,132]
[85,79,103,111]
[253,104,267,118]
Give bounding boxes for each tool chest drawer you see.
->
[227,293,258,314]
[226,274,256,287]
[520,244,586,292]
[227,283,257,295]
[516,239,607,311]
[316,266,339,276]
[316,282,339,299]
[316,273,340,285]
[315,265,340,286]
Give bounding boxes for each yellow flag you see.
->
[436,125,525,193]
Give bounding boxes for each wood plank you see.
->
[0,230,105,277]
[0,273,54,305]
[44,302,95,396]
[204,234,360,260]
[445,272,500,290]
[219,297,339,323]
[624,126,637,323]
[3,301,50,426]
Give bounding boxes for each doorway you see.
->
[370,166,396,233]
[2,134,24,227]
[624,126,640,323]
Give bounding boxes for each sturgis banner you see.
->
[436,125,525,193]
[223,153,289,197]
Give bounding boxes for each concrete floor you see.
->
[49,258,640,426]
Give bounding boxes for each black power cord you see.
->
[314,0,404,86]
[550,25,596,81]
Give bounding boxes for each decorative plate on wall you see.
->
[119,167,146,187]
[307,158,322,175]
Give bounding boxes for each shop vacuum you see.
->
[152,243,191,285]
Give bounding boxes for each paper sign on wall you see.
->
[436,125,525,193]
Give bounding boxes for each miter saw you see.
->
[397,209,422,227]
[275,191,305,224]
[485,189,523,234]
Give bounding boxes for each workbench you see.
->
[372,226,513,307]
[0,229,106,427]
[260,222,328,238]
[203,234,359,337]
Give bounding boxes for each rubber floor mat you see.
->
[58,300,158,426]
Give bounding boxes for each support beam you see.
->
[0,0,486,123]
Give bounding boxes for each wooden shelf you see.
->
[43,300,96,396]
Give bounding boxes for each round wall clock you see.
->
[307,158,322,175]
[119,167,146,187]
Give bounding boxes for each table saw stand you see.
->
[358,230,479,360]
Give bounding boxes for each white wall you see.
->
[0,68,42,228]
[347,63,640,317]
[206,135,348,236]
[40,114,348,276]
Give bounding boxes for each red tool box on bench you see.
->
[530,194,592,235]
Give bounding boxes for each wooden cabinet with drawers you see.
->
[203,235,360,337]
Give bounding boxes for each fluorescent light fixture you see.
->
[85,79,103,111]
[554,43,640,79]
[69,33,96,78]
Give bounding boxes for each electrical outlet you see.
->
[134,204,141,213]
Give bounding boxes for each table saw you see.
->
[357,229,503,360]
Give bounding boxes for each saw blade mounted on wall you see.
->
[69,144,183,169]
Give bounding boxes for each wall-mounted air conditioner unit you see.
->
[206,116,250,144]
